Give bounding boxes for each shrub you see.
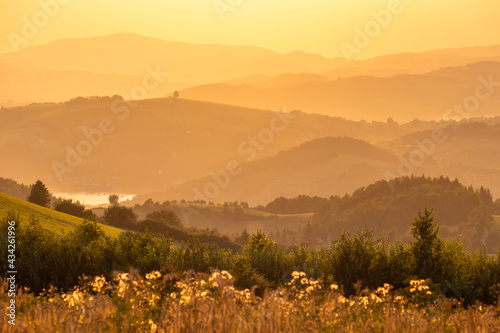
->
[54,199,86,218]
[103,205,137,229]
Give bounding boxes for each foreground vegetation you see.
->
[1,270,499,332]
[2,208,500,302]
[1,206,500,331]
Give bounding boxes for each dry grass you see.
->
[1,271,499,333]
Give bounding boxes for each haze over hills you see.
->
[134,125,500,206]
[325,45,500,79]
[0,63,190,105]
[0,96,449,196]
[179,61,500,122]
[1,33,500,109]
[0,34,344,105]
[135,137,402,206]
[2,34,500,218]
[378,122,500,199]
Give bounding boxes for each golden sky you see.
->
[1,0,499,58]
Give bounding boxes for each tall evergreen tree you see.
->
[27,180,50,207]
[411,208,444,280]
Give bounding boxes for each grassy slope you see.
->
[0,192,122,237]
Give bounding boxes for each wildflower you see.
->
[360,296,369,308]
[221,270,233,280]
[91,276,106,293]
[394,295,404,303]
[370,293,383,303]
[330,284,339,291]
[119,273,130,281]
[149,319,157,333]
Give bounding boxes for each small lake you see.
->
[53,192,136,206]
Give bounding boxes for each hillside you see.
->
[135,137,402,205]
[378,122,500,198]
[179,61,500,121]
[309,176,495,250]
[0,97,445,195]
[0,192,122,237]
[0,177,30,200]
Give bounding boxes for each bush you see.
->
[103,205,137,229]
[54,199,86,218]
[319,229,390,296]
[146,210,182,228]
[243,232,292,286]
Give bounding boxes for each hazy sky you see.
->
[1,0,499,58]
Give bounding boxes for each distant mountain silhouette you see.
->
[0,34,344,104]
[325,45,500,78]
[2,34,499,106]
[180,61,500,121]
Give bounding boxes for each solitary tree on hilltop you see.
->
[27,180,50,207]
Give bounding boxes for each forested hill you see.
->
[302,176,496,250]
[0,177,30,200]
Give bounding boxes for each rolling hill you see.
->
[0,192,123,237]
[0,97,445,195]
[2,34,499,106]
[0,34,343,105]
[134,137,403,205]
[377,122,500,198]
[309,176,496,251]
[324,45,500,79]
[179,61,500,122]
